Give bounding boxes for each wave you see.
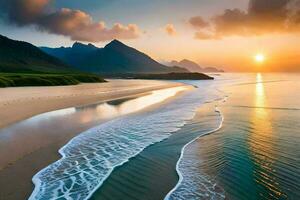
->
[164,99,226,200]
[29,81,221,200]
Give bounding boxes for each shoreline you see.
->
[164,104,225,200]
[0,79,186,129]
[0,79,191,200]
[91,102,223,200]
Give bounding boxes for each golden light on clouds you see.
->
[164,24,177,36]
[2,0,300,72]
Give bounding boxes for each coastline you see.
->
[91,101,223,200]
[0,79,185,128]
[164,104,225,200]
[0,79,191,200]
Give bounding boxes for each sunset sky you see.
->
[0,0,300,72]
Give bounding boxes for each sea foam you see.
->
[164,105,226,200]
[29,80,220,200]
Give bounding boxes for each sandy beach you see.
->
[0,79,190,200]
[0,79,185,128]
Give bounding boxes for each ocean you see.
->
[27,73,300,199]
[167,73,300,200]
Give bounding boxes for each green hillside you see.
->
[0,35,106,87]
[0,73,106,87]
[0,34,72,73]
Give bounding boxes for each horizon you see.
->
[0,1,299,199]
[1,0,300,72]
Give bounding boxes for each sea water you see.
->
[29,74,300,200]
[29,80,222,200]
[167,73,300,200]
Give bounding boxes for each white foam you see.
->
[29,81,220,200]
[164,98,227,200]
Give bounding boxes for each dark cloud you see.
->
[190,0,300,39]
[4,0,50,25]
[248,0,289,16]
[0,0,140,42]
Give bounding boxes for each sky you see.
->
[0,0,300,72]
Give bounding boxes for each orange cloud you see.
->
[1,0,141,42]
[189,16,209,28]
[190,0,300,39]
[194,31,220,40]
[165,24,177,36]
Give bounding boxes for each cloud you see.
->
[189,16,209,28]
[4,0,50,25]
[190,0,300,39]
[164,24,177,36]
[0,0,141,42]
[194,31,220,40]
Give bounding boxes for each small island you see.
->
[120,72,214,80]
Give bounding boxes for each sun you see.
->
[254,53,265,63]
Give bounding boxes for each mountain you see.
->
[0,34,72,73]
[41,40,187,74]
[40,42,98,68]
[169,59,224,73]
[170,59,203,72]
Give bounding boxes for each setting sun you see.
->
[1,1,300,200]
[254,54,265,63]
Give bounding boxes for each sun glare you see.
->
[254,54,265,63]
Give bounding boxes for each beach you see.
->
[1,74,299,200]
[0,79,191,200]
[0,79,186,129]
[1,1,299,198]
[27,79,218,200]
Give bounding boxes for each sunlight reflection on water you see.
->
[0,86,188,170]
[250,73,286,198]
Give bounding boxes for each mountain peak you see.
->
[87,43,96,48]
[105,39,126,49]
[175,59,223,72]
[71,42,98,52]
[111,39,123,44]
[180,59,199,66]
[72,41,84,48]
[168,59,203,72]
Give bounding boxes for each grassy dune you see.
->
[0,73,106,87]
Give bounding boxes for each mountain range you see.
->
[0,34,71,73]
[41,40,187,74]
[1,34,218,76]
[168,59,224,73]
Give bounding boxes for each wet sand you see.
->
[0,79,184,128]
[0,80,190,200]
